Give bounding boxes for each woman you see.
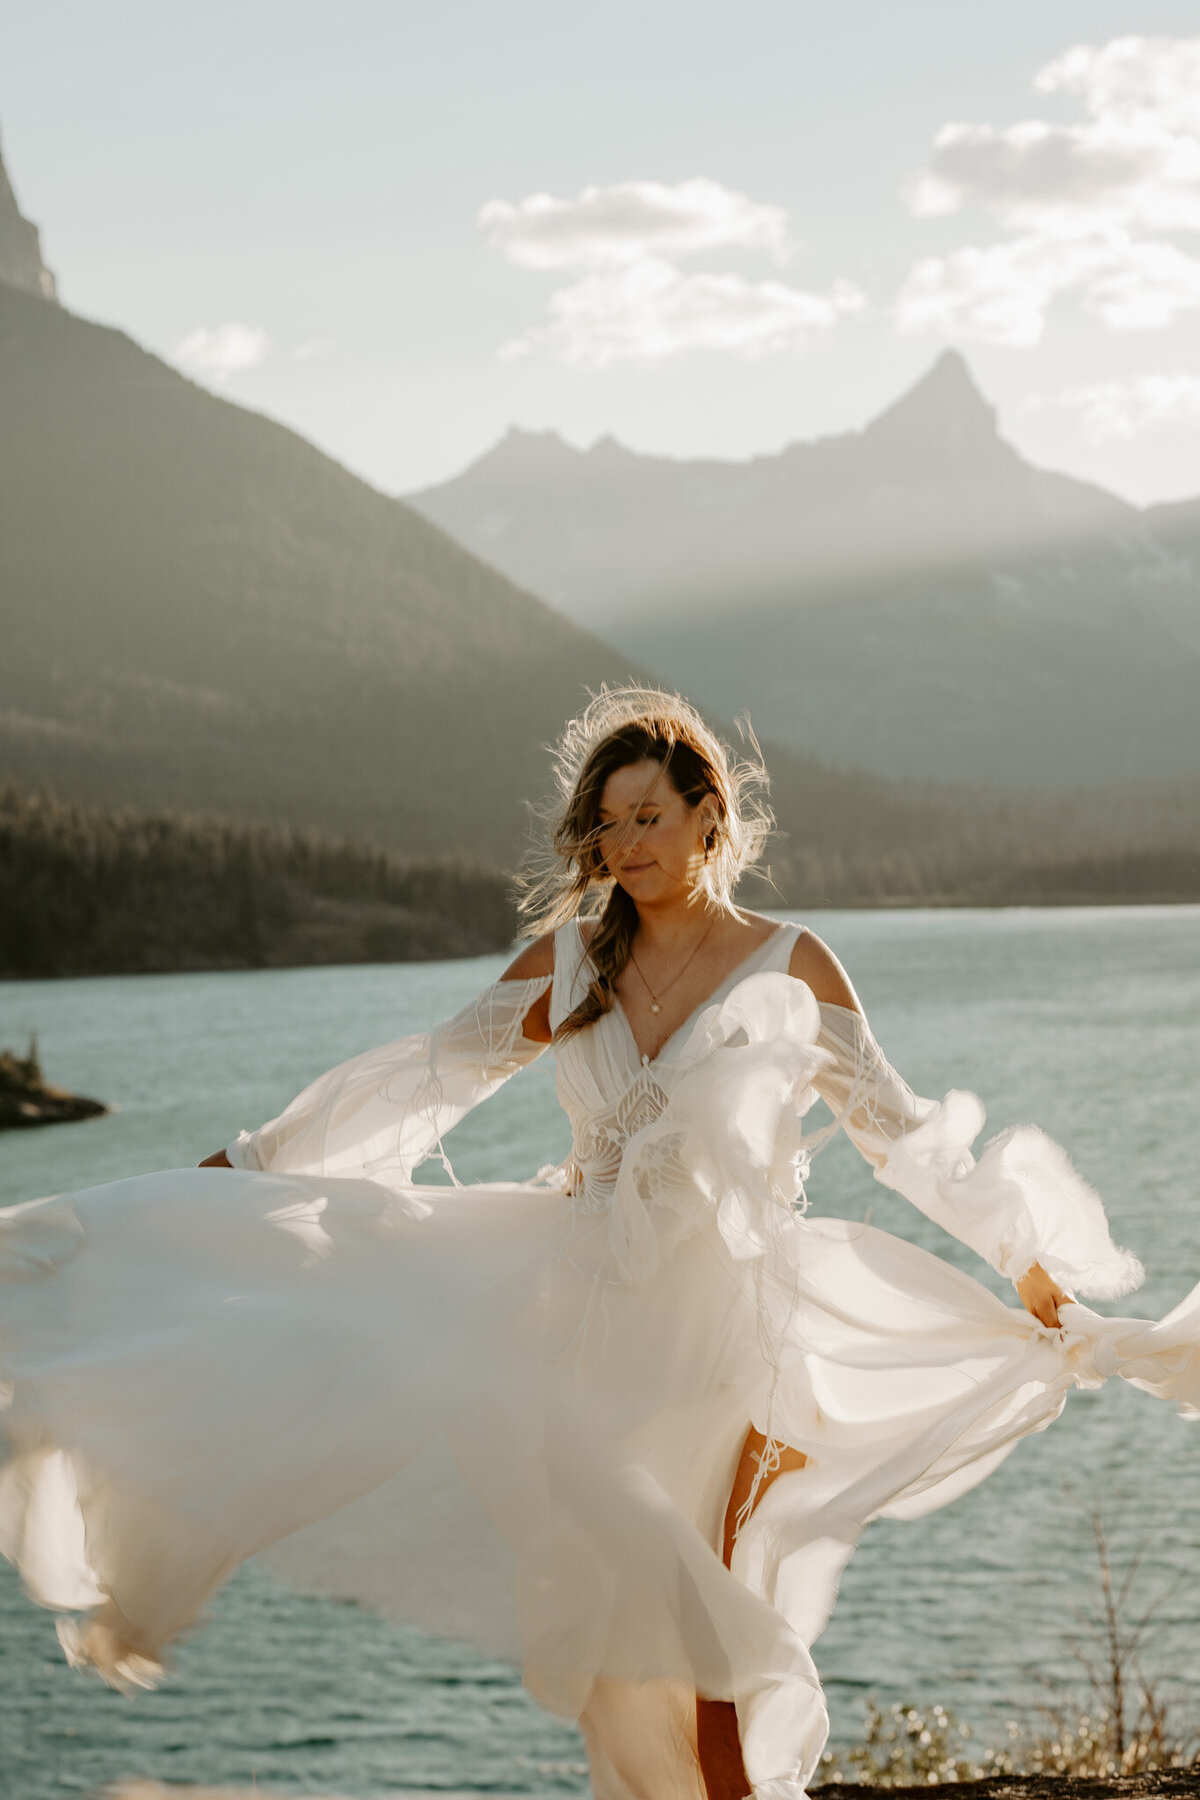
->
[2,686,1198,1800]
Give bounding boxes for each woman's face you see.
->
[595,758,716,907]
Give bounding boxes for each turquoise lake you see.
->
[2,905,1199,1797]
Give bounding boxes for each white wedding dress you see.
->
[3,919,1200,1800]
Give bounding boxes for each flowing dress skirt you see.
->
[4,1148,1199,1800]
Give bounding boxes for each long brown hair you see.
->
[518,686,772,1038]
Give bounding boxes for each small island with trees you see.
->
[0,1036,107,1129]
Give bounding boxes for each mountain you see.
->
[0,273,1193,902]
[0,136,57,302]
[0,278,983,878]
[0,280,641,863]
[409,353,1200,787]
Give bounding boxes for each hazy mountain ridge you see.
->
[1145,491,1200,565]
[410,354,1200,787]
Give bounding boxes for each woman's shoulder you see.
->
[500,932,556,983]
[785,924,862,1014]
[499,917,595,982]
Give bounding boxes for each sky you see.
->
[5,0,1200,506]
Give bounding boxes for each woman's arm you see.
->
[200,939,556,1179]
[500,933,555,1041]
[789,929,1085,1327]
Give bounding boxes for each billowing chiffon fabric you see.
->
[2,920,1198,1800]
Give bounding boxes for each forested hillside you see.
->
[0,788,519,977]
[2,783,1196,982]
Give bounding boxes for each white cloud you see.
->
[1083,235,1200,328]
[293,337,336,361]
[898,250,1024,347]
[175,323,270,378]
[499,257,864,367]
[479,178,790,271]
[906,117,1200,235]
[1035,35,1200,136]
[899,35,1200,343]
[897,227,1200,345]
[481,175,864,366]
[1023,371,1200,441]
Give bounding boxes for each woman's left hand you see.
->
[1016,1262,1072,1328]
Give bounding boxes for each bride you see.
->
[2,685,1199,1800]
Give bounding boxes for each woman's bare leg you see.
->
[696,1427,808,1800]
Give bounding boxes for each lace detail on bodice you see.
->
[550,918,801,1217]
[563,1066,673,1213]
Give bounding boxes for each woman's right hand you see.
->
[199,1150,232,1168]
[1016,1262,1071,1328]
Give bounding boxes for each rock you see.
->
[0,1040,107,1128]
[0,130,57,301]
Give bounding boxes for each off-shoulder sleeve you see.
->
[225,974,553,1184]
[810,1001,1144,1301]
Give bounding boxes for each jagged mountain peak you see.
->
[442,426,648,492]
[0,131,57,303]
[585,431,635,461]
[501,423,568,449]
[864,348,998,450]
[444,423,582,489]
[492,423,578,461]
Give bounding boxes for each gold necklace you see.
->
[628,917,715,1015]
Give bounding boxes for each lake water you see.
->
[2,906,1199,1798]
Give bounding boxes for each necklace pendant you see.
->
[650,1000,661,1015]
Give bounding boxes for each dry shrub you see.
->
[819,1505,1198,1785]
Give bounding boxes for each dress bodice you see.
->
[549,918,802,1213]
[223,919,1145,1305]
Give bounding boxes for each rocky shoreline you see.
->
[819,1778,1200,1797]
[89,1778,1200,1792]
[91,1776,1200,1799]
[817,1779,1200,1798]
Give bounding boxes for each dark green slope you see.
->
[0,283,639,861]
[0,786,520,977]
